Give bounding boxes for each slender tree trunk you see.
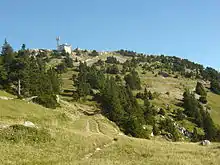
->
[18,79,21,97]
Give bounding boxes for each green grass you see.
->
[81,136,220,165]
[207,92,220,126]
[0,90,16,98]
[1,90,220,164]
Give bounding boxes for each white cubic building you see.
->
[56,37,72,54]
[57,43,72,54]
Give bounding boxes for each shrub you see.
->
[106,65,120,74]
[176,109,185,121]
[106,56,119,64]
[33,94,59,109]
[136,92,144,99]
[153,124,160,136]
[89,50,99,57]
[160,118,180,141]
[158,108,166,116]
[199,96,207,104]
[94,59,104,66]
[0,125,53,144]
[115,75,122,82]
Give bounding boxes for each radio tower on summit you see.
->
[56,36,60,48]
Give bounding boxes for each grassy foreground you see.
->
[0,91,220,165]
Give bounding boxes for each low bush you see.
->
[0,125,53,144]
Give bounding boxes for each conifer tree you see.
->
[195,82,206,96]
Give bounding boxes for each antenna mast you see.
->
[56,36,60,47]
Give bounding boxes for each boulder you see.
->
[150,132,154,137]
[0,96,13,100]
[200,140,211,146]
[23,121,36,128]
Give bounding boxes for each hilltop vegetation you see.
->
[1,40,220,164]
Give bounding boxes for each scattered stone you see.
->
[119,132,124,136]
[23,96,38,102]
[0,124,9,129]
[113,137,118,141]
[201,140,211,146]
[56,95,60,103]
[0,96,13,100]
[23,121,36,128]
[150,132,154,137]
[96,148,101,151]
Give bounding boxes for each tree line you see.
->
[0,40,62,108]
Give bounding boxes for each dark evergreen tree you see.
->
[21,44,26,51]
[202,111,217,141]
[124,69,141,90]
[161,118,180,141]
[100,77,124,124]
[106,56,119,64]
[89,50,99,57]
[176,109,185,120]
[1,39,14,65]
[106,64,119,74]
[143,97,154,125]
[195,82,207,96]
[199,96,207,104]
[64,54,73,68]
[210,79,220,95]
[191,127,199,142]
[0,66,7,89]
[56,62,67,74]
[75,62,91,98]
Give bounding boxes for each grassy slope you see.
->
[0,90,16,98]
[62,54,220,125]
[207,92,220,126]
[1,92,220,165]
[1,54,220,164]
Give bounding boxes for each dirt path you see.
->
[59,98,122,161]
[95,120,101,134]
[86,120,90,133]
[83,140,116,160]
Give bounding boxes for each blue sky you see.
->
[0,0,219,69]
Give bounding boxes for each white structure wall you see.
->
[57,44,72,54]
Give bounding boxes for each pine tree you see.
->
[143,97,154,125]
[124,69,141,90]
[1,39,14,66]
[192,127,199,142]
[203,111,217,141]
[195,81,207,96]
[210,79,220,95]
[100,77,124,124]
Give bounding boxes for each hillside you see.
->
[0,91,220,165]
[1,47,220,164]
